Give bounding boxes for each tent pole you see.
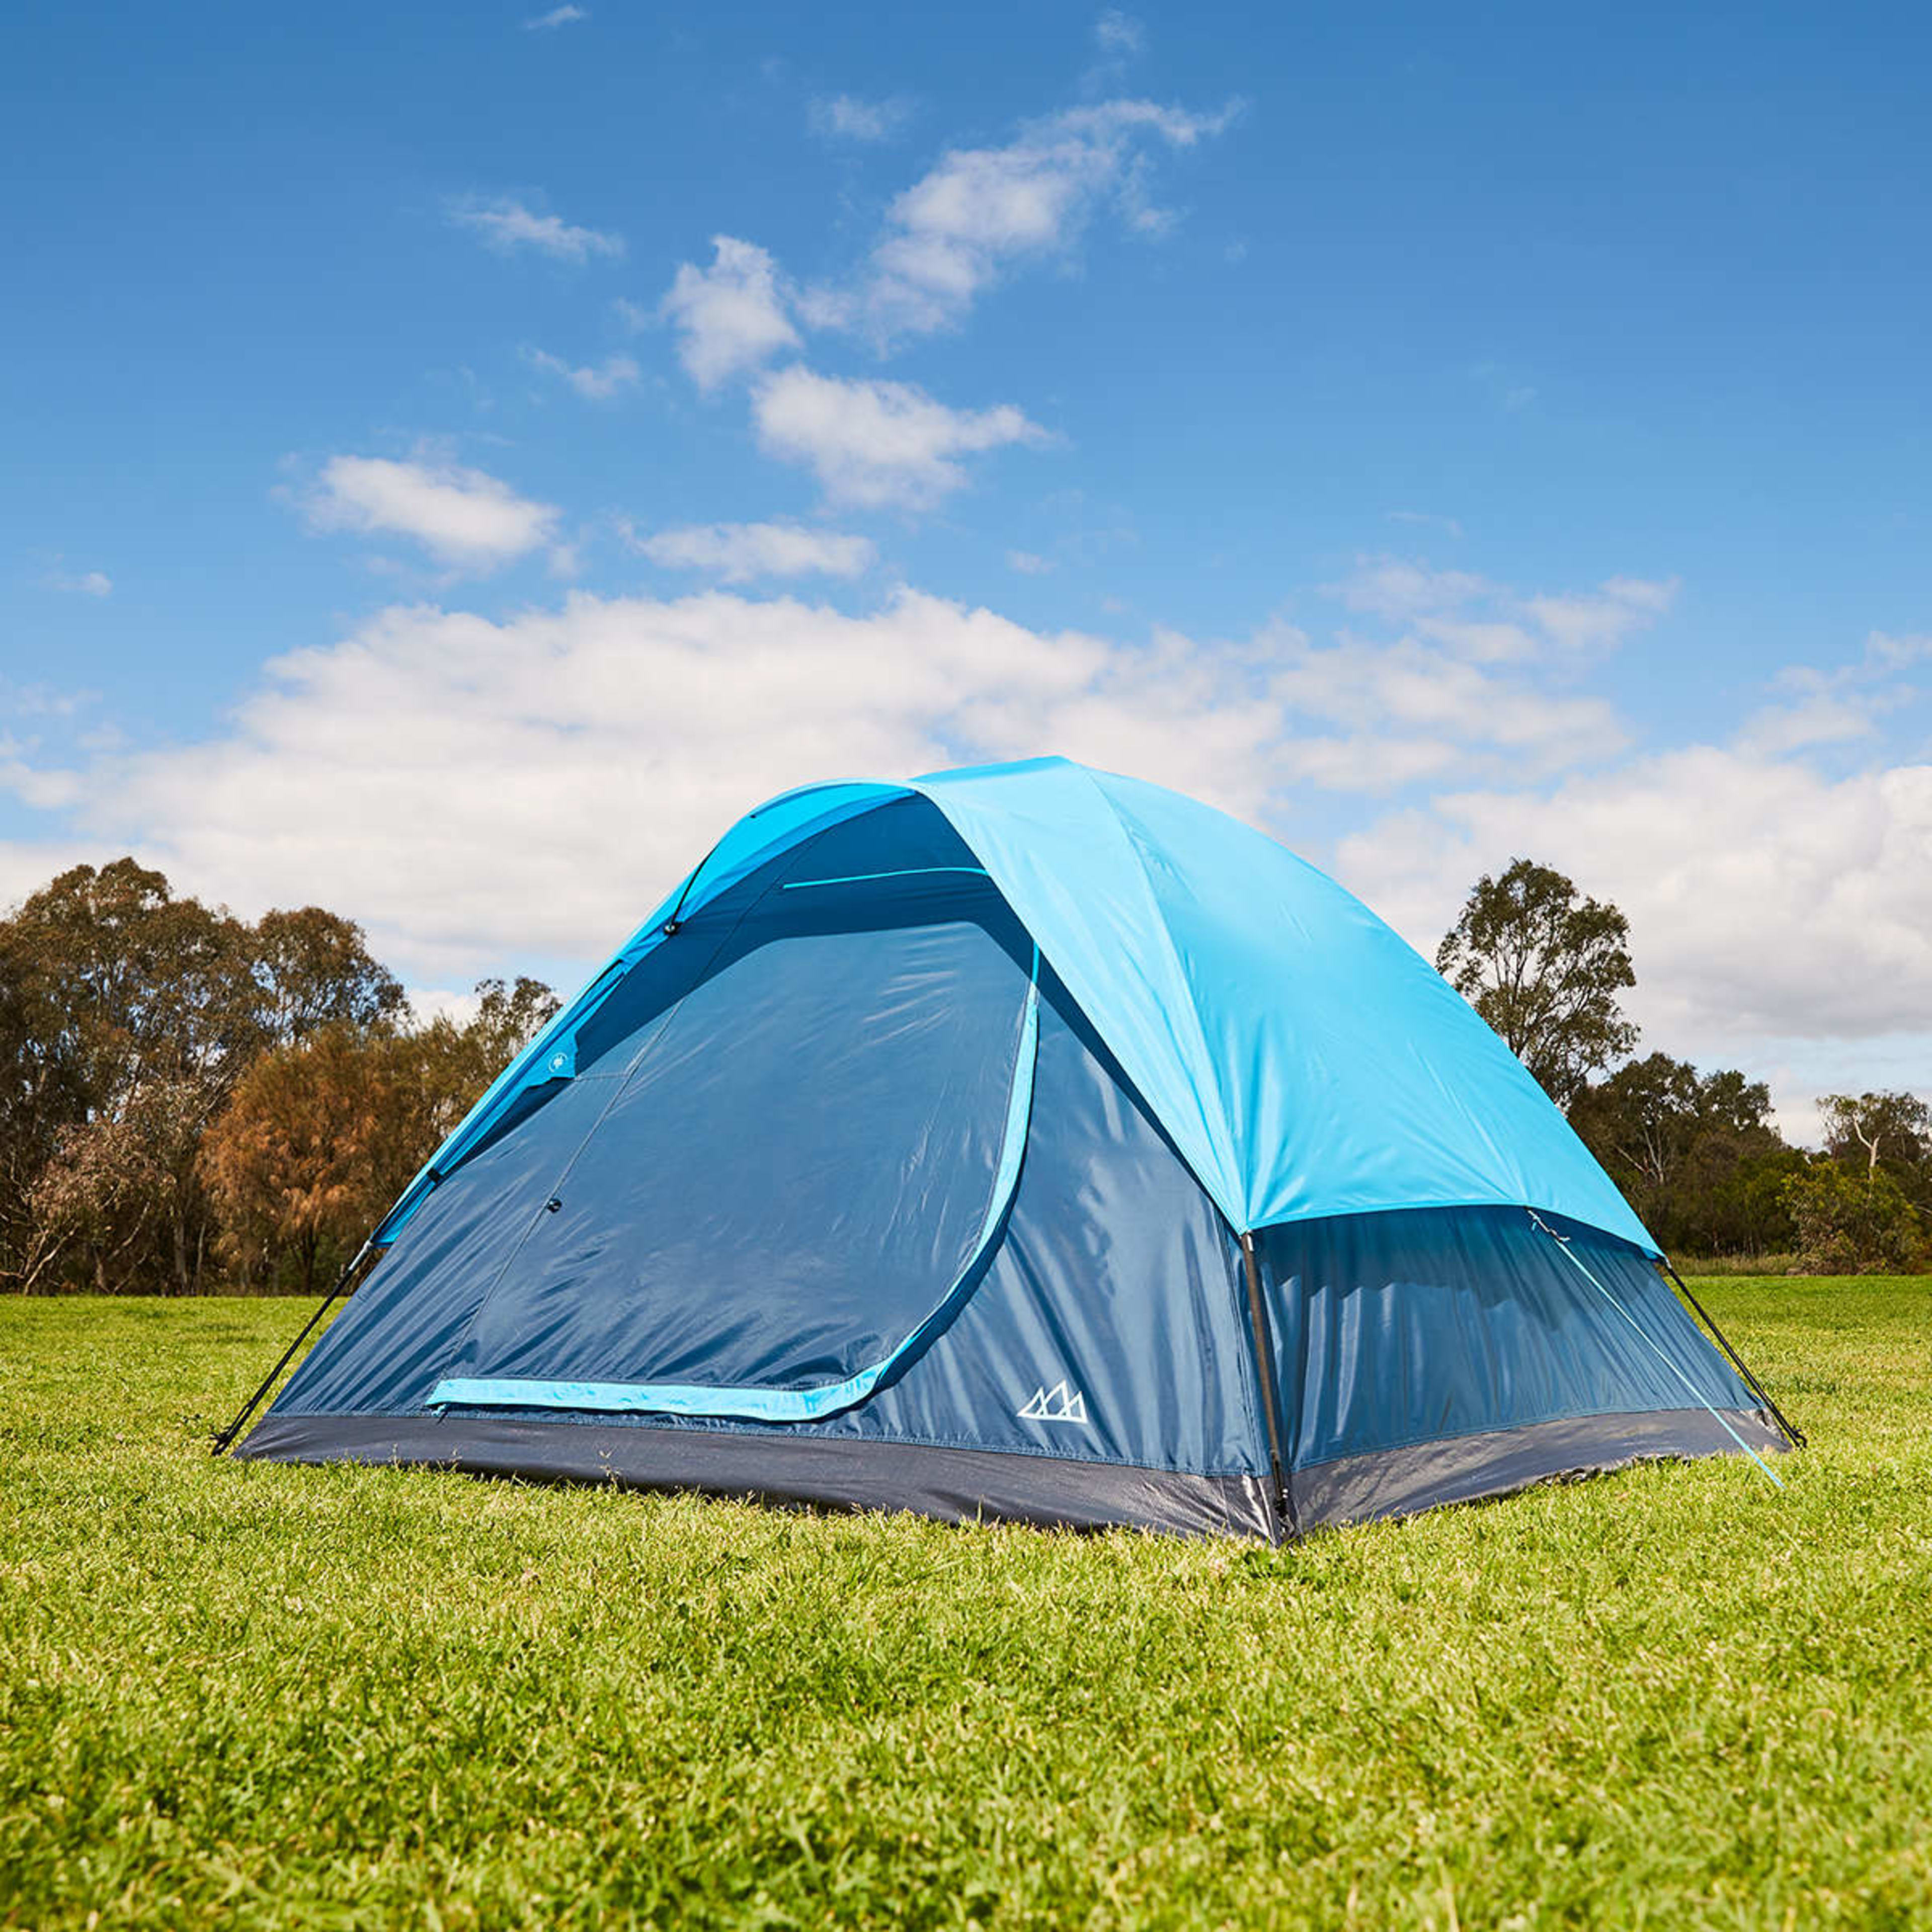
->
[1239,1230,1295,1538]
[210,1238,377,1456]
[1662,1259,1806,1448]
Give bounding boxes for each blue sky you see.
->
[4,1,1929,1138]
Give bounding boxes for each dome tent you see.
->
[230,757,1795,1538]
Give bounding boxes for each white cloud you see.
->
[652,97,1233,509]
[1868,629,1932,670]
[1265,629,1626,784]
[524,4,587,24]
[660,236,800,390]
[408,985,485,1027]
[1094,11,1145,54]
[1738,629,1930,757]
[1387,509,1464,540]
[1524,576,1678,652]
[0,838,95,915]
[10,551,1921,1119]
[0,588,1301,979]
[1329,555,1676,663]
[751,367,1045,509]
[1007,549,1055,575]
[809,94,913,143]
[1338,749,1932,1046]
[448,195,623,263]
[0,681,96,722]
[42,568,113,597]
[832,97,1239,341]
[629,521,876,583]
[0,555,1714,986]
[1737,691,1880,758]
[0,743,84,811]
[300,456,559,571]
[1333,557,1495,626]
[523,347,641,400]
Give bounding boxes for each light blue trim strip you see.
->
[428,1368,889,1422]
[780,866,989,891]
[1529,1213,1784,1489]
[429,949,1041,1424]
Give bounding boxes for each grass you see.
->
[1,1281,1928,1930]
[1670,1253,1807,1277]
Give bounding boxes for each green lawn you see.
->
[2,1281,1928,1930]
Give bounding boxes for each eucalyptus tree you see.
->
[1434,857,1638,1108]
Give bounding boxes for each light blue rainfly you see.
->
[376,756,1655,1255]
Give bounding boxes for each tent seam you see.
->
[911,765,1247,1230]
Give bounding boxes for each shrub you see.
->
[1779,1161,1924,1274]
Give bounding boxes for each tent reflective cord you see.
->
[1527,1212,1784,1490]
[781,866,989,892]
[427,948,1041,1424]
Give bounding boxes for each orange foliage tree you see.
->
[199,1026,425,1296]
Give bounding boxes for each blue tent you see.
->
[235,758,1794,1537]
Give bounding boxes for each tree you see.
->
[200,1026,422,1296]
[0,861,263,1292]
[28,1080,209,1294]
[1819,1091,1932,1212]
[1569,1054,1799,1256]
[1568,1054,1700,1196]
[464,977,564,1076]
[1780,1161,1923,1275]
[0,948,88,1290]
[1,861,412,1293]
[1435,858,1639,1107]
[1693,1146,1810,1259]
[197,976,559,1294]
[407,976,564,1148]
[251,907,405,1046]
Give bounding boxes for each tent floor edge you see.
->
[1291,1404,1790,1531]
[234,1413,1277,1543]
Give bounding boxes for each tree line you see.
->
[2,852,1924,1294]
[1,860,555,1295]
[1438,859,1929,1273]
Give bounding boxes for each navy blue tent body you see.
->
[237,760,1792,1538]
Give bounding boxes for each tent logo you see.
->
[1017,1380,1088,1425]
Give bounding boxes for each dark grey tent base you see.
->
[1290,1405,1790,1530]
[237,1404,1786,1543]
[235,1413,1281,1541]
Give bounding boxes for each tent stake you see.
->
[1239,1230,1295,1538]
[210,1239,376,1456]
[1662,1259,1806,1448]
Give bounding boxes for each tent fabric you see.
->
[1253,1204,1773,1526]
[240,761,1790,1541]
[422,937,1042,1424]
[367,780,911,1245]
[376,758,1650,1250]
[255,857,1273,1492]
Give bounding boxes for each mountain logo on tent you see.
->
[1017,1381,1088,1425]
